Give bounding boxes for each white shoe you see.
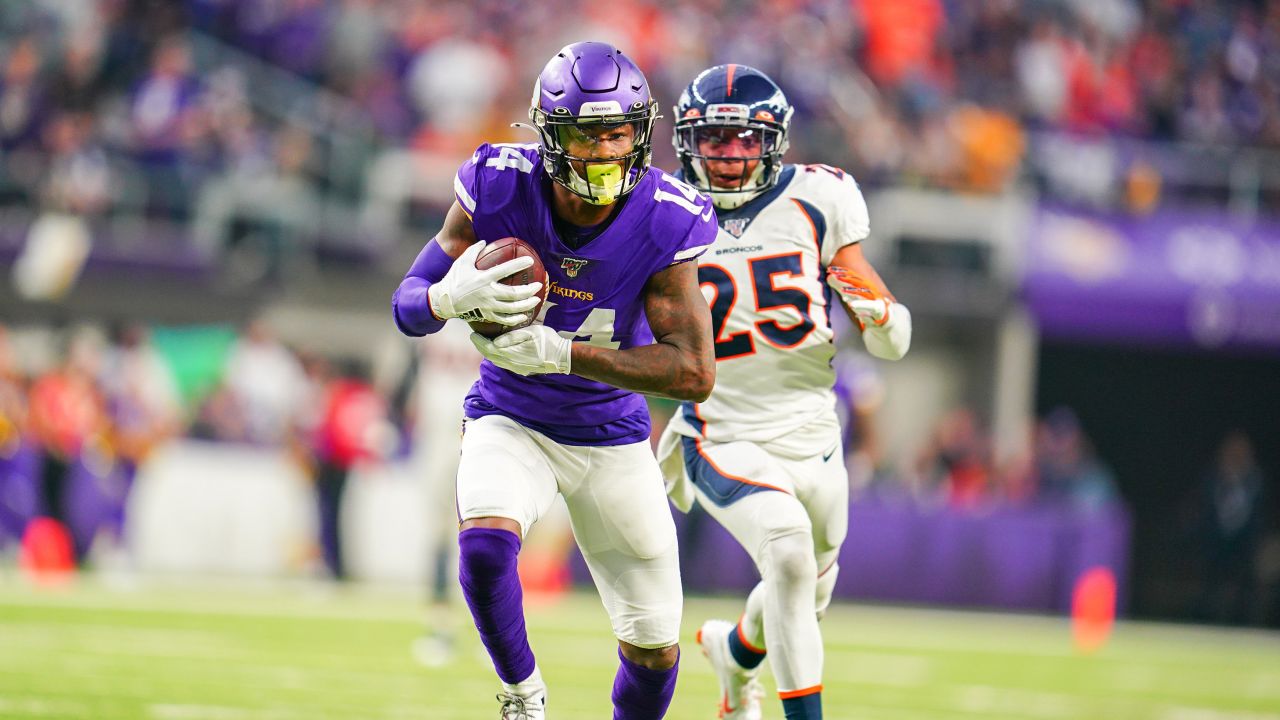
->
[697,619,764,720]
[498,666,547,719]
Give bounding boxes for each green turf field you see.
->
[0,577,1277,720]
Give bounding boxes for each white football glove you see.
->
[428,241,543,326]
[826,266,892,327]
[827,266,911,360]
[470,324,572,376]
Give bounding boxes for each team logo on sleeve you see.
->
[560,257,590,277]
[723,217,752,238]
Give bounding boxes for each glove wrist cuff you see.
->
[873,298,891,326]
[559,338,573,374]
[427,284,452,321]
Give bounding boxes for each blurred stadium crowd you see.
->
[2,0,1279,241]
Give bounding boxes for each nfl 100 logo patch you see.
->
[560,257,589,278]
[723,217,752,238]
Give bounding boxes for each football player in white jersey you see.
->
[658,65,912,720]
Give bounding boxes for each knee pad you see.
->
[458,527,520,583]
[761,531,817,588]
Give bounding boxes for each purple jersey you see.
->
[453,142,716,446]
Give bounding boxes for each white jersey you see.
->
[667,163,870,457]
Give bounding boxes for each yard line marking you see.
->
[149,705,257,720]
[1159,707,1280,720]
[0,696,91,717]
[824,650,933,688]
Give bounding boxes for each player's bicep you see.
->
[435,201,480,259]
[645,260,713,359]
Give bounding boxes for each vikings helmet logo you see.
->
[561,257,589,278]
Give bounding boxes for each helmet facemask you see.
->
[529,97,659,206]
[675,121,787,210]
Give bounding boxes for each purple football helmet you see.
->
[525,41,659,205]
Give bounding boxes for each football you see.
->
[468,237,547,338]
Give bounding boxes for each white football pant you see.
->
[456,414,682,649]
[686,435,848,695]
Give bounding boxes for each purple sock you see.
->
[611,648,678,720]
[458,527,535,684]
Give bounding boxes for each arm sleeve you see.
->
[394,147,493,336]
[391,240,454,337]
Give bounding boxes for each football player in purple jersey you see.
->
[392,42,717,720]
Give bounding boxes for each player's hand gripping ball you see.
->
[468,237,548,338]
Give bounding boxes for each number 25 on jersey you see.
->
[699,253,819,360]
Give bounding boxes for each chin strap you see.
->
[696,160,769,210]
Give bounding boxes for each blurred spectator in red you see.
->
[26,327,110,557]
[298,356,386,581]
[1034,406,1118,513]
[854,0,948,90]
[1060,23,1138,134]
[914,407,992,509]
[1196,430,1266,625]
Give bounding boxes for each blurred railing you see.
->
[0,31,395,284]
[185,33,387,265]
[186,33,380,202]
[1026,131,1280,219]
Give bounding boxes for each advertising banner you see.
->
[1023,207,1280,353]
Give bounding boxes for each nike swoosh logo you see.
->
[822,447,837,462]
[701,206,714,221]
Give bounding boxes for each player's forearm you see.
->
[393,204,480,337]
[392,276,447,336]
[570,342,714,401]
